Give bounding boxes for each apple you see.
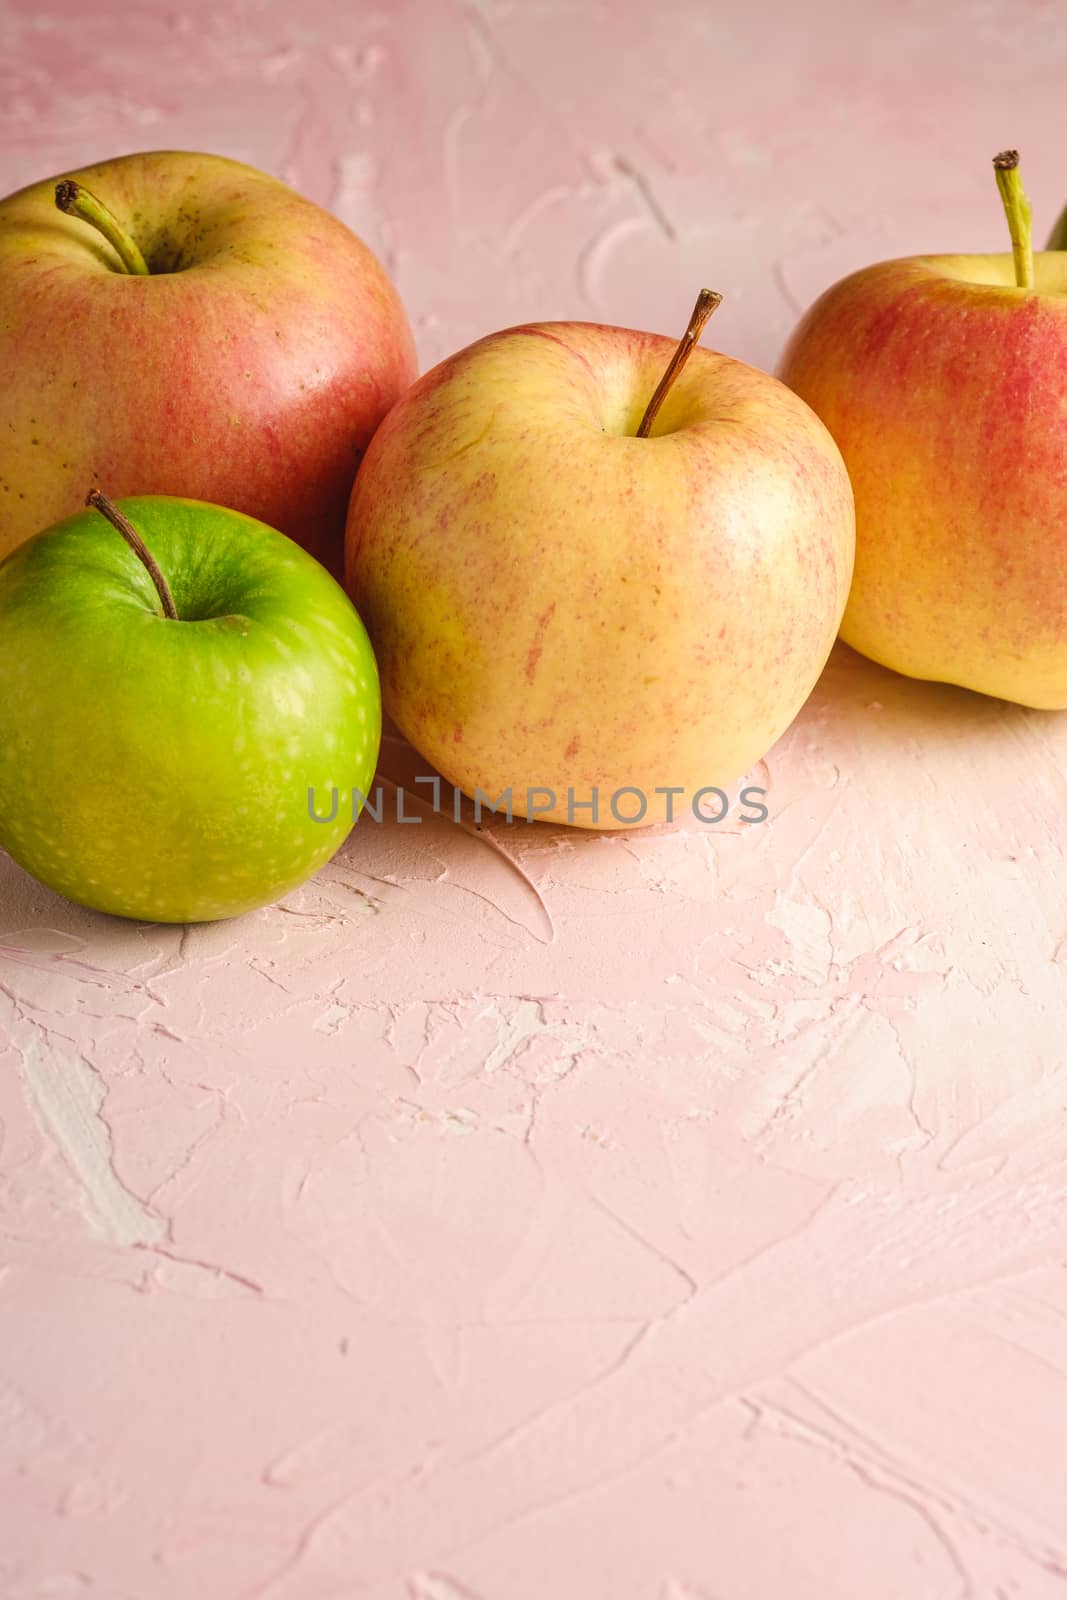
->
[0,492,380,922]
[345,291,855,829]
[779,149,1067,708]
[0,150,417,575]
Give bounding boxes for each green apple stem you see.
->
[86,490,179,620]
[55,180,150,277]
[993,150,1034,290]
[635,288,723,439]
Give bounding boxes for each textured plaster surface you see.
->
[2,1,1067,1596]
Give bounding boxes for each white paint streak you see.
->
[410,1574,485,1600]
[20,1041,166,1248]
[480,999,596,1080]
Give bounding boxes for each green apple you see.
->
[0,494,380,922]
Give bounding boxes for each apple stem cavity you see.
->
[993,150,1034,290]
[55,180,150,277]
[636,288,723,439]
[86,490,179,620]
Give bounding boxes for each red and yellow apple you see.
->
[346,295,855,828]
[0,150,417,574]
[780,150,1067,708]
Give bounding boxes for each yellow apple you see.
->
[346,294,854,829]
[780,150,1067,708]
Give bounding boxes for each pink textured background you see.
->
[3,2,1067,1596]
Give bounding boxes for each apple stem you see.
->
[1047,202,1067,251]
[636,288,723,439]
[55,180,150,277]
[86,490,179,620]
[993,150,1034,290]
